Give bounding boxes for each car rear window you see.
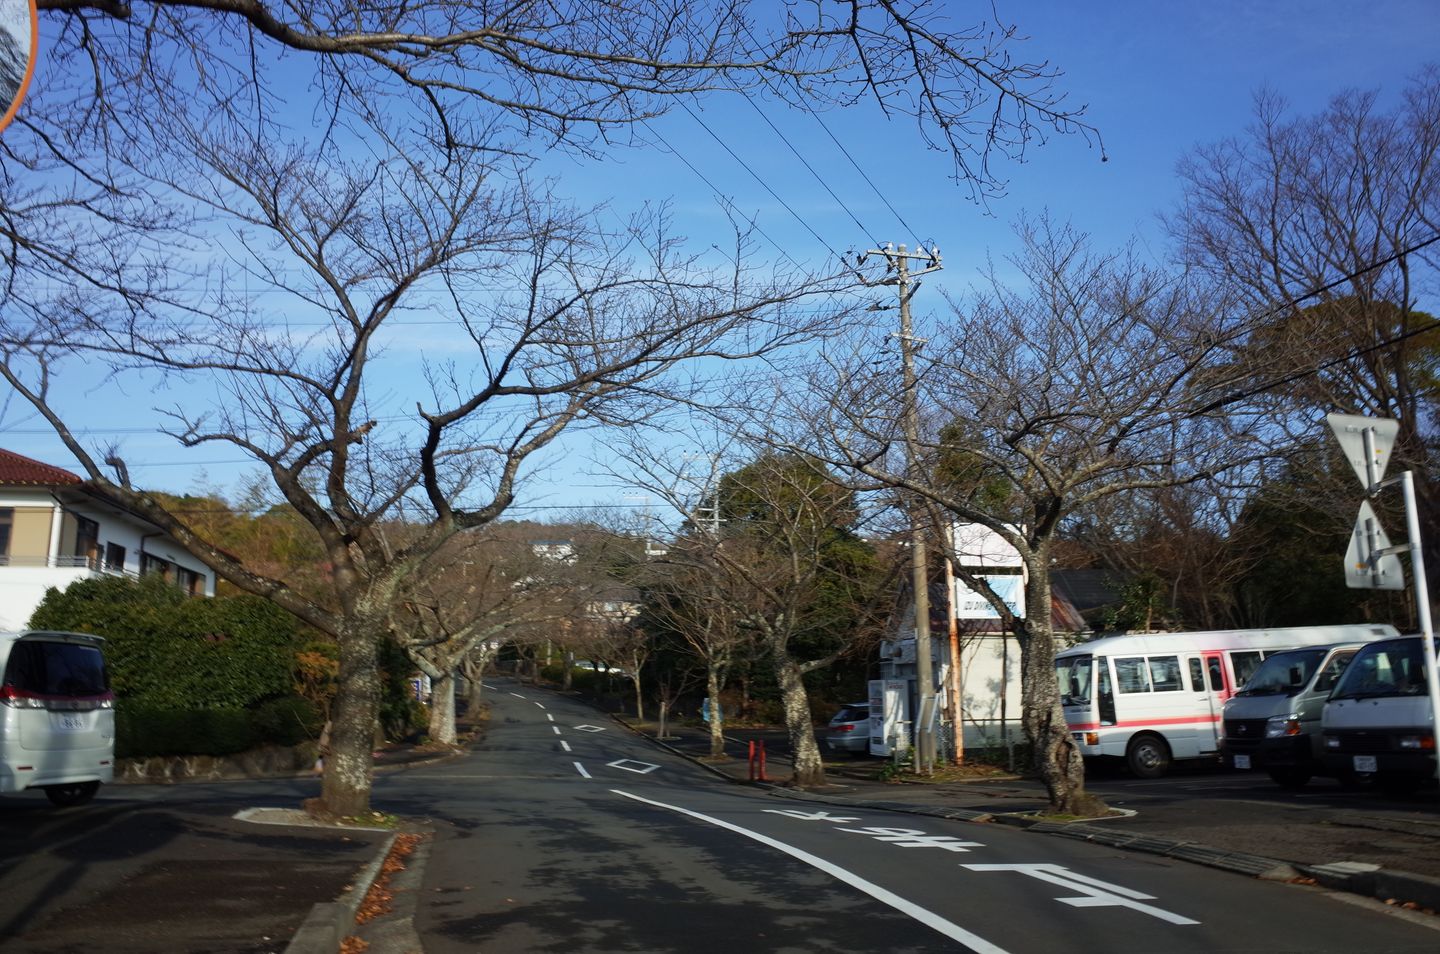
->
[834,705,869,722]
[3,640,109,696]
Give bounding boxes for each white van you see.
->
[0,630,115,806]
[1321,634,1437,793]
[1219,642,1370,788]
[1055,624,1399,778]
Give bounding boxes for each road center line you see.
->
[547,714,555,722]
[552,725,561,735]
[574,762,591,778]
[612,790,1011,954]
[509,692,526,699]
[561,740,572,752]
[535,702,547,710]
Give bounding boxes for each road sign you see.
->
[1326,413,1398,490]
[1344,500,1404,590]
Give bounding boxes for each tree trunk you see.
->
[630,674,645,721]
[428,670,457,744]
[706,665,726,758]
[319,626,381,817]
[1019,565,1107,816]
[773,650,826,788]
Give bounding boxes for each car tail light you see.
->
[834,723,856,733]
[0,686,114,710]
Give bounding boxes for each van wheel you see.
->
[1126,734,1171,779]
[45,782,100,807]
[1267,768,1312,789]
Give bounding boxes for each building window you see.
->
[73,515,100,566]
[140,552,172,580]
[0,508,11,562]
[104,542,127,572]
[175,566,203,596]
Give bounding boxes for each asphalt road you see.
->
[373,678,1440,953]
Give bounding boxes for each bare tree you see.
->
[1,2,1105,818]
[1167,69,1440,584]
[796,219,1257,814]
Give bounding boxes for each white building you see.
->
[0,449,215,629]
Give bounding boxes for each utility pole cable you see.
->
[862,242,942,774]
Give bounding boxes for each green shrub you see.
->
[252,695,324,746]
[116,705,258,758]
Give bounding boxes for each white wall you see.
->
[955,633,1026,753]
[0,566,93,630]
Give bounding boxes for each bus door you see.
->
[1188,653,1225,752]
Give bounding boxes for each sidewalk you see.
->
[622,717,1440,916]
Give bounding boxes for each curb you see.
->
[285,832,396,954]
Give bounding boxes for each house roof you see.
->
[0,448,83,488]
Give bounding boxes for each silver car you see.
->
[823,703,871,755]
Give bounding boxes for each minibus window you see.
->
[1207,657,1225,691]
[1187,658,1205,691]
[1231,651,1265,686]
[1054,655,1094,706]
[1115,657,1149,693]
[1148,656,1182,692]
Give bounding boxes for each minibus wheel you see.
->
[1125,734,1171,779]
[44,781,100,807]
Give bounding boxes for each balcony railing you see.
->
[0,554,137,578]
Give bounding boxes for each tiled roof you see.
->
[0,448,83,487]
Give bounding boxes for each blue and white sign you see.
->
[954,574,1025,619]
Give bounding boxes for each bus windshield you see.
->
[1235,648,1327,697]
[1055,655,1094,707]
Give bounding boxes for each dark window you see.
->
[1314,652,1354,693]
[73,515,100,563]
[0,507,11,558]
[140,552,172,579]
[1232,651,1265,687]
[1188,658,1205,692]
[104,542,126,572]
[3,639,109,696]
[1207,658,1225,691]
[175,566,203,596]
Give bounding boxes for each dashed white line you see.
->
[552,725,561,735]
[561,740,572,752]
[546,713,555,722]
[509,692,526,699]
[574,762,591,778]
[535,702,547,710]
[612,790,1010,954]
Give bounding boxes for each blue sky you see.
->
[3,1,1438,520]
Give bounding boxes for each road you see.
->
[372,678,1440,953]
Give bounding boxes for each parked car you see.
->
[1322,634,1438,794]
[0,630,114,806]
[1220,642,1365,788]
[823,703,871,755]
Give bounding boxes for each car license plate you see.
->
[1233,754,1251,770]
[1353,755,1378,773]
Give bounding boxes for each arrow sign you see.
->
[1326,413,1398,491]
[1345,500,1404,590]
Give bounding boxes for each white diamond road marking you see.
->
[836,826,985,852]
[962,864,1199,925]
[574,725,607,733]
[607,759,660,775]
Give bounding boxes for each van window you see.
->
[1115,657,1149,693]
[1331,638,1429,700]
[1148,657,1182,692]
[1187,658,1205,691]
[2,639,109,697]
[1231,651,1265,686]
[1313,652,1353,693]
[1207,657,1225,691]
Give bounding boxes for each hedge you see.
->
[116,695,322,758]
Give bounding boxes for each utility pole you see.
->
[863,242,942,773]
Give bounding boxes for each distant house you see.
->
[0,449,215,629]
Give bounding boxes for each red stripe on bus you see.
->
[1067,714,1221,731]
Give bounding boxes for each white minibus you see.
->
[1054,624,1399,778]
[0,630,115,806]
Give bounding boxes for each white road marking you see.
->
[482,683,498,690]
[509,692,526,699]
[552,725,561,735]
[535,702,547,710]
[613,790,1011,954]
[547,714,555,722]
[836,826,985,852]
[765,809,862,823]
[574,725,606,733]
[561,740,572,752]
[962,864,1198,925]
[574,762,592,778]
[607,759,660,775]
